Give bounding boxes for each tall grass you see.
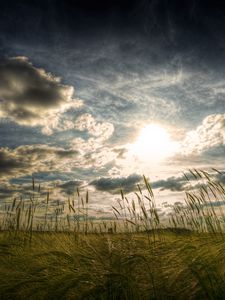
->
[0,169,225,299]
[1,169,225,235]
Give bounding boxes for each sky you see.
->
[0,0,225,219]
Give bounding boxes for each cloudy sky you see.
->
[0,0,225,218]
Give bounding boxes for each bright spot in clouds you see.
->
[129,124,180,163]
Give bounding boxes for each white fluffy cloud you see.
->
[74,113,114,140]
[0,56,82,134]
[182,113,225,155]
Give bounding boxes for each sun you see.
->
[129,124,179,163]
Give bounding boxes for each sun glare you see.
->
[129,124,179,163]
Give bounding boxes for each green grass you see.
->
[1,231,225,299]
[1,169,225,299]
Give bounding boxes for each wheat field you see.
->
[1,170,225,299]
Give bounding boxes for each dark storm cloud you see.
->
[214,172,225,185]
[204,200,225,207]
[0,147,27,174]
[59,180,84,195]
[0,184,42,201]
[0,57,80,133]
[11,172,77,184]
[90,174,142,194]
[0,185,21,200]
[151,170,225,192]
[0,145,79,179]
[55,149,79,158]
[0,181,44,201]
[151,176,187,192]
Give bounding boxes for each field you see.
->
[1,230,225,299]
[1,170,225,299]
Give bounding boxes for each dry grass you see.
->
[0,169,225,299]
